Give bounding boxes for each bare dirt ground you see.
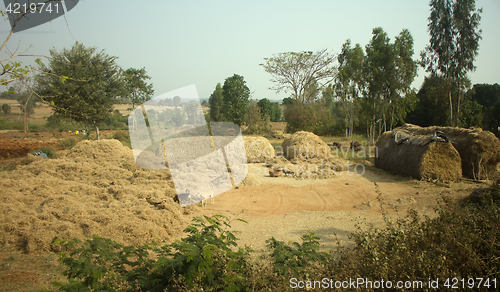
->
[180,163,485,255]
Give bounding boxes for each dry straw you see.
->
[0,139,187,254]
[400,124,500,180]
[243,136,275,163]
[375,130,462,182]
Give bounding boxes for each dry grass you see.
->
[0,139,188,254]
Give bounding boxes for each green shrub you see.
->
[58,138,77,150]
[1,103,11,114]
[112,131,131,148]
[267,232,331,278]
[54,215,272,291]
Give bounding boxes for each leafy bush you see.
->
[53,215,284,291]
[1,103,11,114]
[267,232,330,278]
[112,131,131,148]
[58,138,77,150]
[324,194,500,287]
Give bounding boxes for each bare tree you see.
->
[260,49,337,103]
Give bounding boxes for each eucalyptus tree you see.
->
[335,39,365,140]
[421,0,482,126]
[364,28,417,142]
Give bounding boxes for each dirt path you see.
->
[180,163,482,254]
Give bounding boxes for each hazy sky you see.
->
[1,0,499,102]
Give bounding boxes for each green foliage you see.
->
[54,215,256,291]
[123,67,154,108]
[222,74,250,126]
[327,193,500,285]
[102,110,128,130]
[112,131,131,148]
[267,232,330,278]
[364,27,418,142]
[459,97,483,128]
[467,83,500,136]
[244,104,270,134]
[407,74,450,126]
[36,42,125,139]
[257,98,281,122]
[209,83,224,122]
[58,138,77,150]
[284,101,334,135]
[421,0,482,126]
[281,97,294,105]
[336,40,366,140]
[1,103,11,114]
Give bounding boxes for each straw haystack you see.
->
[375,130,462,182]
[399,124,500,180]
[243,136,275,163]
[282,131,330,160]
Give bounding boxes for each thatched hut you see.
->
[375,130,462,182]
[243,136,275,163]
[281,131,330,160]
[399,124,500,180]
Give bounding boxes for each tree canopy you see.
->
[257,98,281,122]
[37,42,124,139]
[123,67,154,109]
[208,83,224,122]
[421,0,482,126]
[221,74,250,126]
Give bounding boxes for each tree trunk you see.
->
[448,89,453,127]
[23,105,27,135]
[95,125,100,140]
[456,90,461,126]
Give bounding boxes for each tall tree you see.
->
[208,83,224,122]
[123,67,154,109]
[37,42,124,140]
[335,40,365,140]
[257,98,282,122]
[260,49,337,103]
[421,0,482,126]
[221,74,250,126]
[364,28,418,143]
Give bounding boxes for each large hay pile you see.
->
[269,131,344,179]
[282,131,330,160]
[399,124,500,180]
[375,130,462,182]
[243,136,275,163]
[0,139,188,254]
